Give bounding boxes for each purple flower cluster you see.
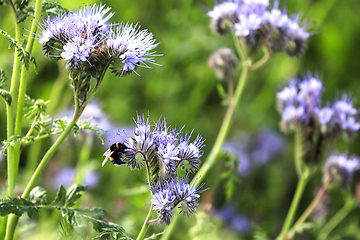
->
[149,176,206,225]
[223,129,284,176]
[323,153,360,188]
[106,114,205,177]
[102,114,207,224]
[36,4,161,76]
[208,0,311,56]
[52,167,99,189]
[276,74,360,136]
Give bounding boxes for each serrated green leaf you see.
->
[1,135,34,155]
[73,118,105,144]
[51,184,67,208]
[0,69,7,87]
[51,184,87,209]
[15,0,32,11]
[0,89,12,106]
[54,118,68,131]
[28,186,48,205]
[42,0,69,15]
[0,29,37,72]
[219,150,241,201]
[0,29,17,49]
[0,197,37,217]
[65,184,87,208]
[60,208,131,240]
[17,6,35,23]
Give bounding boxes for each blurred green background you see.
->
[1,0,360,239]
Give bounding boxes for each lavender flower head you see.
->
[276,74,323,129]
[207,0,312,56]
[102,114,207,225]
[52,167,99,189]
[149,176,207,225]
[102,114,205,179]
[276,74,360,137]
[36,4,162,76]
[323,153,360,188]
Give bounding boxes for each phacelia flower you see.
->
[276,74,324,128]
[36,4,162,77]
[323,153,360,188]
[108,23,162,76]
[207,0,312,57]
[276,74,360,137]
[208,48,239,81]
[277,74,360,163]
[149,176,207,225]
[208,1,240,34]
[102,114,205,179]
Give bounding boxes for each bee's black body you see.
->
[109,142,127,165]
[102,142,127,166]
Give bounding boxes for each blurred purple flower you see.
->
[223,129,285,176]
[52,167,99,189]
[214,205,250,233]
[83,171,100,188]
[52,168,75,189]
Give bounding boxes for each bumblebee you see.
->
[102,142,127,167]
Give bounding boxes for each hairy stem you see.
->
[136,158,154,240]
[287,181,330,239]
[1,5,22,239]
[5,110,79,240]
[276,167,310,240]
[160,36,250,240]
[317,194,356,240]
[11,0,43,192]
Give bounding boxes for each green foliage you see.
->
[0,197,37,217]
[17,6,34,24]
[50,185,131,240]
[74,118,105,144]
[51,184,87,208]
[1,134,33,155]
[0,69,12,106]
[41,0,69,15]
[24,97,50,119]
[219,151,241,201]
[0,29,37,72]
[0,185,131,239]
[28,186,48,205]
[14,0,33,10]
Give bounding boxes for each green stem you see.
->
[136,206,154,240]
[317,194,356,240]
[160,36,250,240]
[4,63,110,240]
[276,167,310,240]
[21,113,41,145]
[12,0,43,191]
[294,125,304,177]
[287,181,330,239]
[22,131,64,147]
[136,158,154,240]
[5,110,80,240]
[192,38,250,189]
[5,0,21,199]
[249,47,270,72]
[1,6,21,240]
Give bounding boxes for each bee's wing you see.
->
[102,149,114,167]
